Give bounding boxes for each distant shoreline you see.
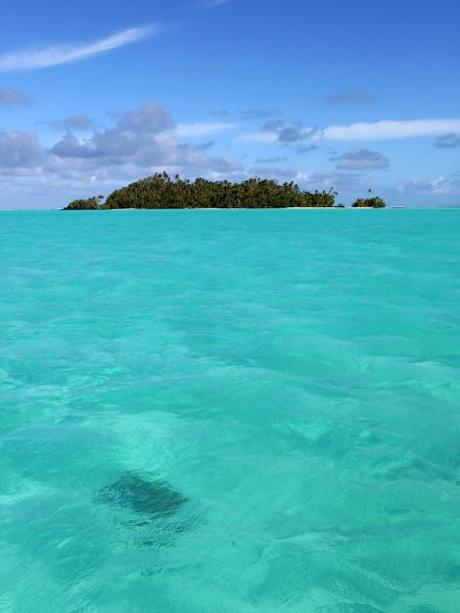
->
[95,206,346,211]
[4,207,460,212]
[9,206,460,212]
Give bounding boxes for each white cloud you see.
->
[0,130,43,168]
[238,118,460,145]
[332,148,390,170]
[0,26,157,72]
[321,119,460,141]
[236,131,278,144]
[395,176,449,195]
[175,122,237,138]
[0,102,241,204]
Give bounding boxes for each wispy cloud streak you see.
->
[176,122,237,138]
[322,119,460,140]
[205,0,232,7]
[238,118,460,144]
[0,26,157,72]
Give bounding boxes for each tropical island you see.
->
[63,172,386,210]
[351,192,386,209]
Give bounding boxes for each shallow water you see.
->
[0,209,459,612]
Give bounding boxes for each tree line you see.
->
[351,196,386,208]
[63,172,386,210]
[64,173,336,210]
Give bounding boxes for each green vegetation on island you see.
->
[351,190,386,208]
[352,196,386,208]
[63,173,387,210]
[64,173,337,210]
[64,195,104,210]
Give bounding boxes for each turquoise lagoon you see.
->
[0,209,459,612]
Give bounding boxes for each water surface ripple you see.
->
[1,210,459,612]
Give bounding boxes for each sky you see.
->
[0,0,459,208]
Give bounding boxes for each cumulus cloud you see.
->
[322,88,376,106]
[390,173,460,205]
[434,133,460,148]
[0,26,157,72]
[395,176,449,195]
[117,103,173,133]
[50,131,96,159]
[332,148,390,170]
[0,130,43,169]
[0,88,30,106]
[48,103,236,173]
[0,102,240,197]
[384,176,460,206]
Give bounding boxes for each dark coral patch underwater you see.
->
[96,473,188,524]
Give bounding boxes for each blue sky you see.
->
[0,0,459,208]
